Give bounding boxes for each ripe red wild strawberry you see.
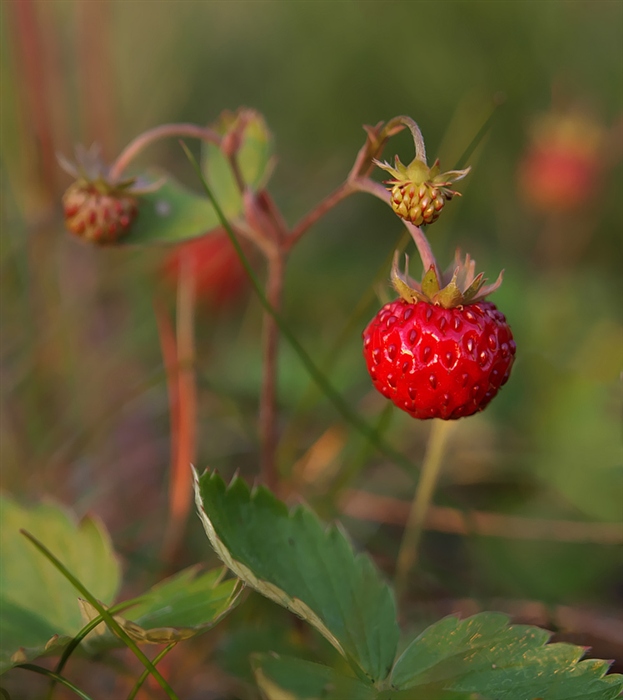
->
[363,252,515,420]
[518,109,606,213]
[162,230,249,309]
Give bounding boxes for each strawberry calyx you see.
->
[58,143,163,197]
[391,249,504,309]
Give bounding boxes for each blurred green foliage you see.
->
[1,1,622,696]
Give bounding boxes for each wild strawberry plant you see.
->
[1,110,621,700]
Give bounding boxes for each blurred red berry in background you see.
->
[518,109,606,213]
[162,229,249,309]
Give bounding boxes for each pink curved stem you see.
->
[353,178,437,272]
[110,123,221,180]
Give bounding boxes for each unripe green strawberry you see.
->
[62,180,138,244]
[363,299,515,420]
[375,156,470,227]
[363,251,514,420]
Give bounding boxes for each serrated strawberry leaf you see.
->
[0,496,120,673]
[251,654,467,700]
[79,566,242,646]
[118,172,222,246]
[202,110,274,219]
[390,612,623,700]
[193,469,399,684]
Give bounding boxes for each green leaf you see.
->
[120,173,222,246]
[390,612,623,700]
[193,469,399,683]
[79,566,242,644]
[251,654,377,700]
[202,109,274,219]
[0,496,120,673]
[251,654,465,700]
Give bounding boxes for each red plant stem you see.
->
[109,124,221,180]
[160,252,197,564]
[259,248,286,490]
[286,181,357,250]
[9,0,58,198]
[76,0,117,158]
[353,178,437,272]
[396,115,428,164]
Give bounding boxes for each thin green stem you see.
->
[127,644,176,700]
[394,419,455,605]
[49,598,147,700]
[20,531,180,700]
[454,96,505,170]
[17,665,93,700]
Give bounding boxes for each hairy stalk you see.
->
[110,124,220,180]
[260,249,285,489]
[399,115,428,164]
[394,419,454,605]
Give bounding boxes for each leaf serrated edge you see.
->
[192,467,347,659]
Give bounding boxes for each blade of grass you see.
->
[277,229,411,470]
[126,643,176,700]
[48,597,149,699]
[20,530,180,700]
[180,141,417,478]
[454,94,505,170]
[17,664,93,700]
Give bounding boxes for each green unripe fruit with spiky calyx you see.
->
[375,156,470,227]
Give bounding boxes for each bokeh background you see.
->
[2,1,622,698]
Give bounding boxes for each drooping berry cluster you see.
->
[363,298,515,420]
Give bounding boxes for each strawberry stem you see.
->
[161,249,198,565]
[353,178,438,272]
[394,419,455,607]
[260,248,285,490]
[396,115,428,165]
[110,123,221,180]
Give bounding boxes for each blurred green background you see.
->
[1,0,622,697]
